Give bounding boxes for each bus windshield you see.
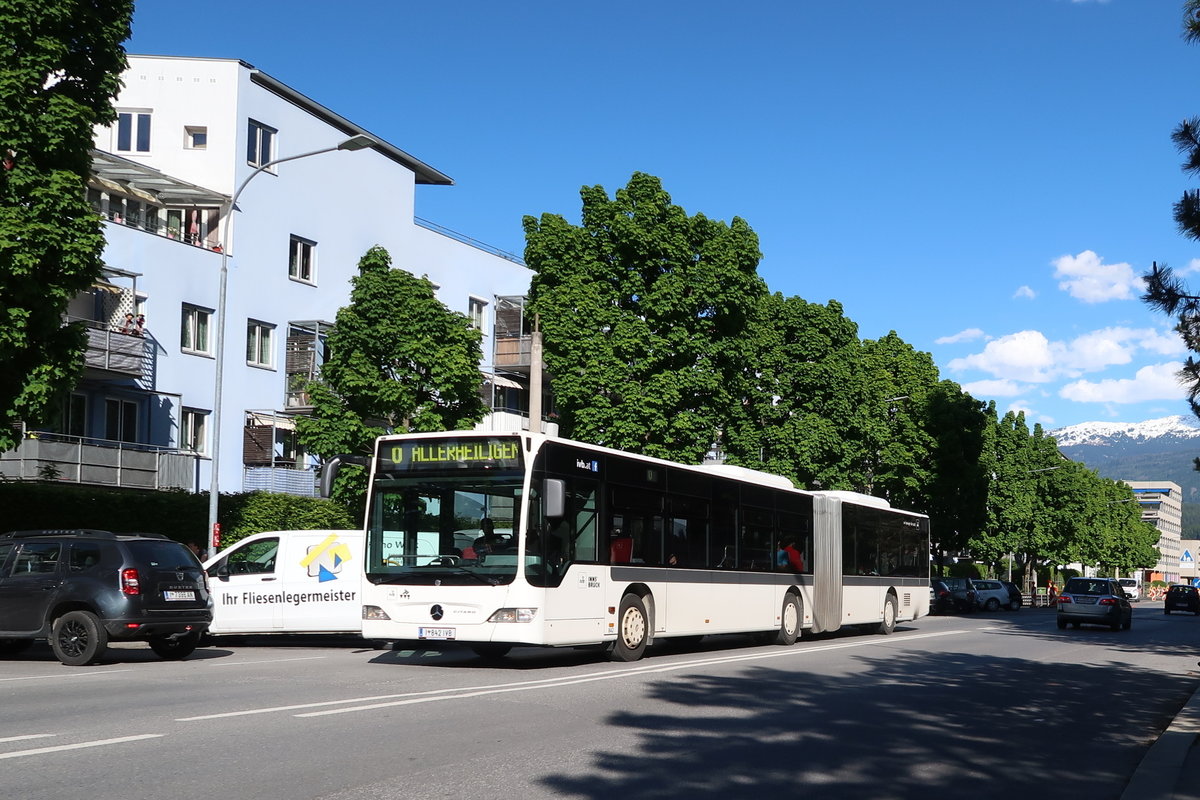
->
[366,474,525,586]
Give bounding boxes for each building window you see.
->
[246,320,275,368]
[289,236,316,283]
[181,304,212,355]
[247,119,276,168]
[185,126,207,149]
[469,297,488,330]
[104,398,138,443]
[182,408,208,454]
[116,111,152,153]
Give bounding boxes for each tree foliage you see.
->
[0,1,134,451]
[295,245,487,510]
[724,293,863,489]
[523,172,767,463]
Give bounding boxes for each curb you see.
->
[1121,681,1200,800]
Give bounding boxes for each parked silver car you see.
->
[1056,577,1132,631]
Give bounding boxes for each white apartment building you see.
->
[1125,480,1183,585]
[1,55,535,499]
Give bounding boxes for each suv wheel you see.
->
[148,631,200,660]
[51,610,108,666]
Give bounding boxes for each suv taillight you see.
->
[1099,597,1118,606]
[121,568,141,595]
[1056,595,1071,604]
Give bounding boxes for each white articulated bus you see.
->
[323,431,930,661]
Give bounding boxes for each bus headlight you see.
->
[488,608,538,623]
[362,605,391,621]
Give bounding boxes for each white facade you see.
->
[78,55,532,497]
[1124,480,1183,584]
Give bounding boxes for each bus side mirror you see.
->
[543,478,565,520]
[319,454,367,499]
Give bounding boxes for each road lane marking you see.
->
[296,629,968,717]
[0,669,133,683]
[0,735,56,744]
[176,628,966,722]
[0,734,162,760]
[204,656,327,667]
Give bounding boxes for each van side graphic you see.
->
[299,533,353,582]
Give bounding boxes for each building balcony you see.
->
[80,321,152,381]
[0,432,200,491]
[243,466,319,497]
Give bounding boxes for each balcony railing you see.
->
[0,432,200,491]
[243,466,319,497]
[81,322,152,381]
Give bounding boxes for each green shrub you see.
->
[0,483,355,552]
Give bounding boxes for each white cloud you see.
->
[1058,362,1186,404]
[948,326,1183,383]
[935,328,986,345]
[947,330,1060,382]
[1052,250,1144,303]
[1013,285,1036,300]
[1180,258,1200,275]
[961,378,1025,397]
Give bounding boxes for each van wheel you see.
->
[611,594,648,662]
[877,595,897,635]
[149,631,200,660]
[51,610,108,666]
[775,595,801,645]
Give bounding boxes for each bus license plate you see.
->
[419,627,455,640]
[164,590,195,601]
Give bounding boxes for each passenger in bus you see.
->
[776,539,805,572]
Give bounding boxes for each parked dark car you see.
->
[1164,584,1200,615]
[933,576,977,613]
[930,580,961,614]
[1000,580,1023,610]
[0,529,212,665]
[1056,577,1132,631]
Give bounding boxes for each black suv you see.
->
[0,530,212,665]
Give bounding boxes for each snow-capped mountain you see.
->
[1050,415,1200,515]
[1049,415,1200,448]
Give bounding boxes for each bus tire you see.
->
[611,593,649,662]
[877,594,897,635]
[775,594,801,646]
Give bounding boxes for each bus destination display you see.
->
[379,438,523,472]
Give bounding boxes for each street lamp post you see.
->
[205,134,375,558]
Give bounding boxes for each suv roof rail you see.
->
[2,529,117,539]
[116,532,170,540]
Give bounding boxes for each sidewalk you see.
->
[1121,679,1200,800]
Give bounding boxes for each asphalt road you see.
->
[3,604,1199,800]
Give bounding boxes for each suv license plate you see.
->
[418,627,455,640]
[164,590,195,601]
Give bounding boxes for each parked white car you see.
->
[971,579,1016,611]
[1117,577,1141,602]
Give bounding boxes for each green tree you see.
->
[723,293,863,490]
[0,1,134,451]
[523,172,767,463]
[295,246,487,511]
[921,381,990,569]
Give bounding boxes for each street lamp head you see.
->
[337,134,376,151]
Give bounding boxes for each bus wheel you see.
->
[877,595,897,635]
[775,594,801,645]
[611,594,648,662]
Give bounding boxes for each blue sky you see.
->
[127,0,1200,431]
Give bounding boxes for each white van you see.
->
[203,530,364,636]
[1117,577,1141,602]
